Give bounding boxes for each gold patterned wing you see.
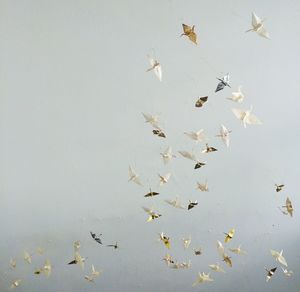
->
[182,23,192,34]
[188,30,197,45]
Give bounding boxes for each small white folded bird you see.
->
[160,146,176,164]
[246,12,270,39]
[229,245,247,255]
[209,263,225,273]
[196,181,209,192]
[216,124,231,147]
[84,264,102,282]
[178,151,197,161]
[142,112,160,129]
[192,272,214,286]
[158,173,171,186]
[23,251,32,264]
[165,197,185,209]
[232,106,262,128]
[184,130,206,142]
[146,55,162,81]
[128,166,142,186]
[227,86,244,103]
[270,249,288,267]
[182,236,192,249]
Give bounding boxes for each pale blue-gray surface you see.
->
[0,0,300,291]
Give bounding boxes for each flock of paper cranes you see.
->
[129,12,295,287]
[4,11,295,291]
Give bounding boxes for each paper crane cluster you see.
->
[2,10,296,291]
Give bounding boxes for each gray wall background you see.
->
[0,0,299,291]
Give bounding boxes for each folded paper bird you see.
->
[146,55,162,81]
[281,267,293,277]
[144,189,159,198]
[142,112,160,129]
[153,129,166,138]
[195,96,208,107]
[275,184,284,192]
[165,197,185,209]
[209,263,225,273]
[202,144,217,153]
[216,124,231,147]
[224,228,235,243]
[232,106,262,128]
[90,231,103,245]
[84,265,102,282]
[265,267,277,282]
[194,248,202,256]
[128,166,142,186]
[158,173,171,186]
[182,236,192,249]
[281,197,293,217]
[229,245,247,255]
[217,240,225,257]
[142,207,162,222]
[23,251,32,264]
[215,74,230,92]
[160,146,176,164]
[34,260,52,277]
[162,254,175,266]
[197,181,209,192]
[184,130,206,143]
[178,150,206,169]
[10,259,17,269]
[227,86,244,103]
[222,254,232,267]
[74,240,81,252]
[270,249,288,267]
[188,200,198,210]
[181,24,197,44]
[11,280,22,289]
[246,12,270,39]
[159,232,171,249]
[192,272,213,286]
[68,251,86,270]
